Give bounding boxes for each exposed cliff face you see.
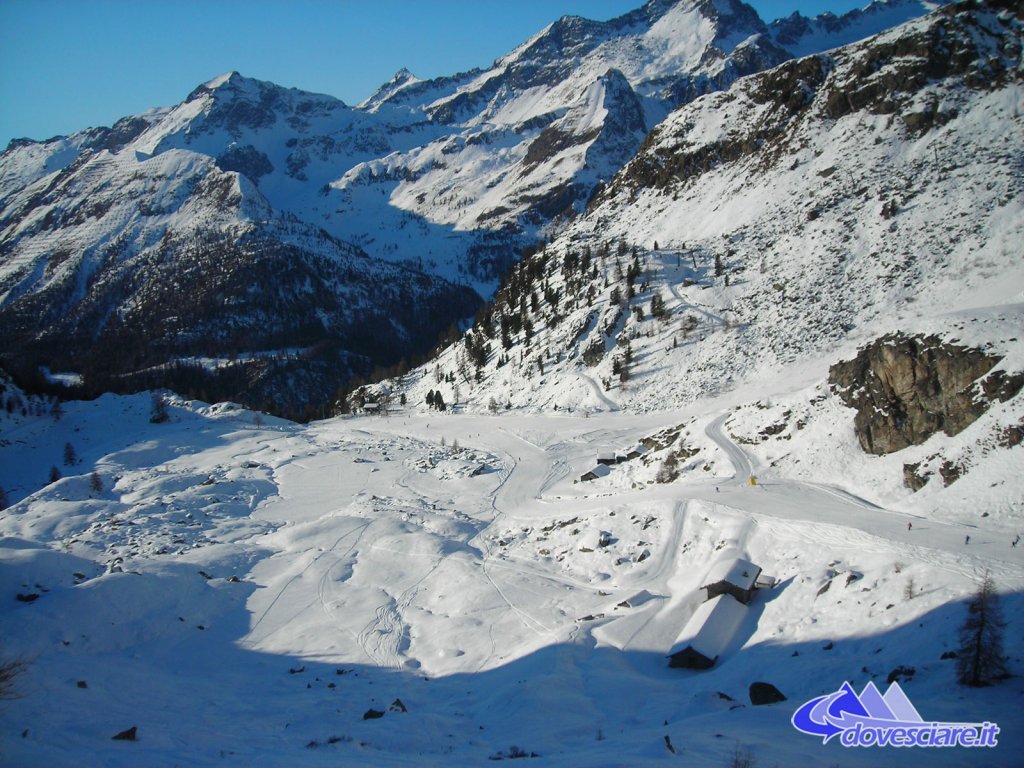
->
[828,334,1023,456]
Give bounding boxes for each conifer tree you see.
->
[150,393,169,424]
[956,573,1009,687]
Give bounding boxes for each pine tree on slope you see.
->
[956,573,1009,687]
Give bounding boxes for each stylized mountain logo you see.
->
[791,681,999,749]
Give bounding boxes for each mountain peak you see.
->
[635,0,761,25]
[202,71,243,90]
[186,71,262,103]
[359,67,432,112]
[770,0,944,56]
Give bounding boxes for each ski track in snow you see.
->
[580,372,621,412]
[473,429,559,666]
[702,412,1018,569]
[245,517,372,646]
[3,394,1023,767]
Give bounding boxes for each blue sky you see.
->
[0,0,866,147]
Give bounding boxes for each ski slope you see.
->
[2,390,1022,766]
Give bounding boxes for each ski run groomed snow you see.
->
[1,385,1021,766]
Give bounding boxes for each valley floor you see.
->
[1,395,1022,766]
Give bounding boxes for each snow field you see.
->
[3,388,1022,765]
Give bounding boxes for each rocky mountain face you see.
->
[373,0,1022,499]
[0,94,478,416]
[1,0,944,414]
[828,334,1023,456]
[350,0,938,247]
[767,0,940,57]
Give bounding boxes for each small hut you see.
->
[618,444,648,463]
[700,557,762,605]
[667,594,748,669]
[596,451,618,466]
[579,464,611,482]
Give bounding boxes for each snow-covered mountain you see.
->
[768,0,943,56]
[0,75,480,416]
[344,0,941,243]
[372,0,1023,513]
[0,0,941,414]
[4,3,1024,765]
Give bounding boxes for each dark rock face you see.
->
[584,70,650,171]
[389,698,407,713]
[902,462,931,491]
[216,145,274,182]
[823,0,1022,125]
[829,334,1020,455]
[617,53,831,195]
[887,665,915,684]
[749,681,786,705]
[83,116,154,154]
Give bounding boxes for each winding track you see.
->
[244,408,1023,671]
[701,411,1021,574]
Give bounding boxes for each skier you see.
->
[907,522,912,531]
[965,535,970,545]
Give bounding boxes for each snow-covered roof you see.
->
[668,594,748,661]
[582,464,611,478]
[701,557,761,591]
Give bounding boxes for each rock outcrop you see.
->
[829,334,1022,455]
[749,681,787,705]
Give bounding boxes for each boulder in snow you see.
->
[749,682,786,706]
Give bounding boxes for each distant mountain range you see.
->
[0,0,947,415]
